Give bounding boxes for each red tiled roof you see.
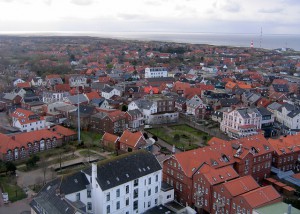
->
[54,84,71,92]
[52,125,76,137]
[119,130,143,148]
[46,74,61,79]
[225,81,237,89]
[200,164,239,185]
[144,86,159,94]
[85,91,101,101]
[107,110,126,122]
[16,82,31,88]
[292,173,300,180]
[239,185,281,208]
[223,175,259,197]
[102,132,119,143]
[267,134,300,155]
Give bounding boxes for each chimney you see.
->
[92,163,97,180]
[280,136,283,142]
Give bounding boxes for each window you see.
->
[155,186,158,193]
[116,201,120,210]
[133,200,138,210]
[87,190,91,198]
[134,189,138,198]
[126,185,129,194]
[116,189,120,197]
[148,189,151,196]
[167,194,171,199]
[134,179,138,187]
[156,174,158,182]
[87,202,92,211]
[106,192,110,202]
[76,192,80,201]
[106,205,110,214]
[126,198,129,206]
[155,198,158,205]
[148,177,151,185]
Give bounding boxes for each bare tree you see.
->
[39,157,48,185]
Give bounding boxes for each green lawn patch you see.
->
[148,124,211,151]
[0,175,27,202]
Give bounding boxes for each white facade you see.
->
[69,76,88,87]
[145,67,168,78]
[85,163,162,214]
[101,88,121,99]
[42,91,70,103]
[276,107,300,130]
[221,108,262,138]
[13,118,46,132]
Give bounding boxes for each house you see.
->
[163,134,274,207]
[220,108,262,138]
[65,74,87,87]
[0,129,63,161]
[174,97,187,112]
[101,85,122,99]
[90,110,126,134]
[30,77,44,87]
[1,93,22,108]
[63,94,89,106]
[101,132,119,151]
[118,130,148,152]
[68,105,96,130]
[13,78,25,87]
[125,109,144,130]
[45,74,63,88]
[11,108,46,132]
[186,95,206,119]
[268,135,300,171]
[30,150,165,214]
[42,91,70,104]
[275,102,300,132]
[145,67,168,78]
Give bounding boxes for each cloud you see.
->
[258,8,284,13]
[70,0,93,6]
[117,13,145,21]
[0,0,14,2]
[44,0,52,5]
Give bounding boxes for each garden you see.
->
[147,124,211,151]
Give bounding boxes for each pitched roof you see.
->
[223,175,259,197]
[239,185,281,208]
[102,132,119,143]
[267,134,300,155]
[200,164,239,185]
[84,150,161,191]
[84,91,101,101]
[119,130,144,147]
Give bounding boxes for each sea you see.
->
[1,31,300,51]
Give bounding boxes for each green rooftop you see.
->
[254,202,300,214]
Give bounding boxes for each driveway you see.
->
[0,198,31,214]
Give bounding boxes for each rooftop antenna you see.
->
[259,27,262,48]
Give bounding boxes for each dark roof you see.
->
[257,107,272,117]
[125,86,140,93]
[146,77,175,82]
[60,172,90,195]
[127,109,142,117]
[30,174,86,214]
[84,150,161,191]
[219,98,240,107]
[143,205,175,214]
[287,109,300,118]
[175,96,187,104]
[272,84,289,93]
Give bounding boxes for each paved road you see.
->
[0,198,31,214]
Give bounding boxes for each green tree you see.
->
[5,161,16,175]
[121,105,128,112]
[173,134,180,142]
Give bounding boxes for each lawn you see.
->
[81,131,103,145]
[0,175,27,202]
[148,124,211,151]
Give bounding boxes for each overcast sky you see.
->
[0,0,299,34]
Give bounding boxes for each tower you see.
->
[250,40,254,48]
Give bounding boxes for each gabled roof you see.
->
[267,134,300,155]
[239,185,281,208]
[84,150,161,191]
[119,130,144,148]
[223,175,259,197]
[84,91,101,101]
[102,132,119,143]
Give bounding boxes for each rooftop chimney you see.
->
[92,163,97,180]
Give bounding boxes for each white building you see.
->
[30,150,171,214]
[101,85,122,99]
[275,103,300,130]
[11,108,46,132]
[145,67,168,78]
[42,91,70,103]
[13,78,25,86]
[220,108,262,138]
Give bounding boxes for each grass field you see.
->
[148,124,211,151]
[0,175,27,202]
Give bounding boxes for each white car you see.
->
[2,192,8,203]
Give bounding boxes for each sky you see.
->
[0,0,299,34]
